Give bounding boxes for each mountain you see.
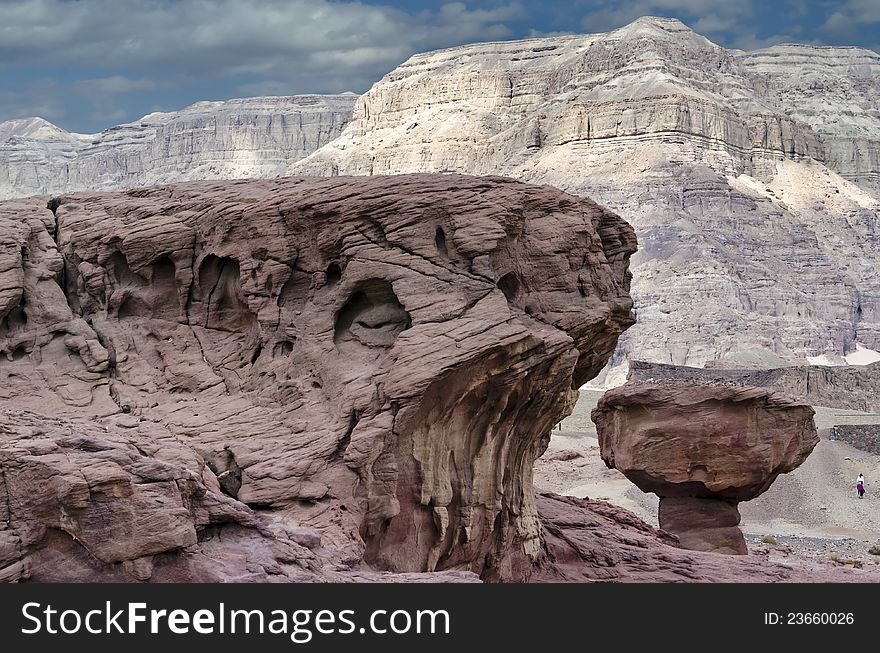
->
[2,17,878,379]
[290,16,880,380]
[0,94,357,199]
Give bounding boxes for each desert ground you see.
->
[536,389,880,568]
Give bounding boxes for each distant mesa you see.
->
[0,94,357,199]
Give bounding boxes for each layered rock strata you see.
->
[0,95,356,200]
[290,16,880,369]
[628,360,880,413]
[4,17,879,369]
[592,381,819,554]
[2,175,876,582]
[0,174,637,581]
[828,424,880,455]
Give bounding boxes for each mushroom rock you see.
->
[0,174,636,581]
[592,381,819,555]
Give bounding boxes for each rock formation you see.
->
[0,95,356,200]
[592,381,819,554]
[3,174,876,582]
[828,424,880,455]
[739,44,880,193]
[533,492,874,582]
[289,16,880,372]
[0,174,637,581]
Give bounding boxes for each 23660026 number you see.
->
[787,613,853,625]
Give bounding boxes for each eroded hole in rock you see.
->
[333,279,411,353]
[279,269,311,310]
[109,252,178,321]
[273,340,294,356]
[359,220,391,249]
[497,272,522,303]
[118,293,151,319]
[0,297,27,338]
[435,226,449,257]
[11,345,28,361]
[325,263,342,287]
[46,197,63,214]
[199,255,256,332]
[149,257,179,321]
[109,251,146,289]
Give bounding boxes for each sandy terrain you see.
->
[536,390,880,567]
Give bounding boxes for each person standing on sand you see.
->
[857,473,865,499]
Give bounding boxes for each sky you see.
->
[0,0,878,133]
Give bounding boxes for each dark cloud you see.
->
[0,1,523,77]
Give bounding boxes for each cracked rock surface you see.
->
[0,174,636,581]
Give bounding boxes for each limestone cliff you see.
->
[739,44,880,194]
[0,95,356,199]
[290,17,880,372]
[628,359,880,414]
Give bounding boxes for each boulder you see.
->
[592,381,819,554]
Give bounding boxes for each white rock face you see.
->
[0,95,356,199]
[739,44,880,194]
[290,16,880,374]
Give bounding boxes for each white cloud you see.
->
[820,0,880,38]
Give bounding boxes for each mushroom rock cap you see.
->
[592,381,819,501]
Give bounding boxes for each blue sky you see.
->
[1,0,878,133]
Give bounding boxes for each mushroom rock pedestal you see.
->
[592,382,820,555]
[657,497,747,555]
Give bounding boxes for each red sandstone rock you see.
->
[3,174,862,582]
[534,492,875,582]
[592,381,819,554]
[0,174,636,581]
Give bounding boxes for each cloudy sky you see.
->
[1,0,878,133]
